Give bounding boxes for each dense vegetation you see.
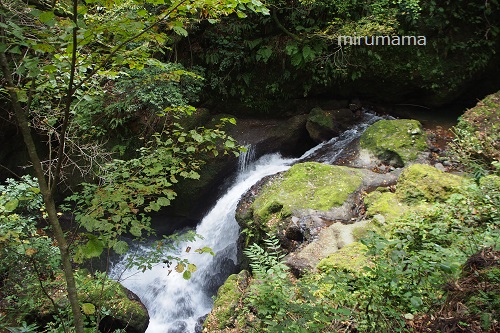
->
[1,0,499,332]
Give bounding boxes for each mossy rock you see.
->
[251,162,363,230]
[453,91,500,170]
[317,242,370,274]
[364,191,408,224]
[360,119,427,167]
[395,164,463,204]
[306,107,354,142]
[204,270,250,331]
[31,270,149,333]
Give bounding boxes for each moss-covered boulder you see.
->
[33,271,149,333]
[252,162,363,222]
[306,107,355,142]
[203,270,250,332]
[449,91,500,173]
[396,164,463,204]
[317,242,370,274]
[360,119,427,167]
[236,162,363,247]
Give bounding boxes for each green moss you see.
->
[317,242,370,274]
[364,191,408,224]
[360,119,427,166]
[208,271,249,329]
[396,164,464,204]
[308,107,334,128]
[252,163,363,225]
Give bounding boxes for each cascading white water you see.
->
[110,111,382,333]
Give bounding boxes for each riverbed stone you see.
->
[359,119,427,167]
[364,190,408,225]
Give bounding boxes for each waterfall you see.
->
[237,144,256,173]
[110,111,382,333]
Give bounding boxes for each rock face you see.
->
[359,119,427,167]
[306,107,356,142]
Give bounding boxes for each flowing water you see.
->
[110,111,382,333]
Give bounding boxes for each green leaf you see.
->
[82,303,96,315]
[172,26,188,37]
[4,199,19,212]
[39,11,56,26]
[157,197,170,207]
[113,240,129,254]
[9,46,21,54]
[410,296,423,309]
[195,246,215,256]
[83,236,104,258]
[130,225,142,237]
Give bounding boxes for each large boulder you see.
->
[306,107,356,142]
[359,119,427,167]
[236,161,401,274]
[449,91,500,173]
[395,164,463,204]
[236,162,364,250]
[32,270,149,333]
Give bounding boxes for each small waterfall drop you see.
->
[110,111,382,333]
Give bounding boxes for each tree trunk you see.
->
[0,52,86,333]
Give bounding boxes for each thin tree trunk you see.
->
[0,51,86,333]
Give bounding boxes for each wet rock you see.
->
[167,320,188,333]
[195,315,208,333]
[306,107,356,142]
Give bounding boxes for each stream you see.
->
[110,111,382,333]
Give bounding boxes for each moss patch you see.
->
[364,191,408,224]
[360,119,427,166]
[205,271,249,330]
[317,242,370,274]
[396,164,463,204]
[252,162,363,224]
[308,107,335,128]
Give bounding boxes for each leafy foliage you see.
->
[67,122,241,263]
[72,61,206,138]
[243,235,350,332]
